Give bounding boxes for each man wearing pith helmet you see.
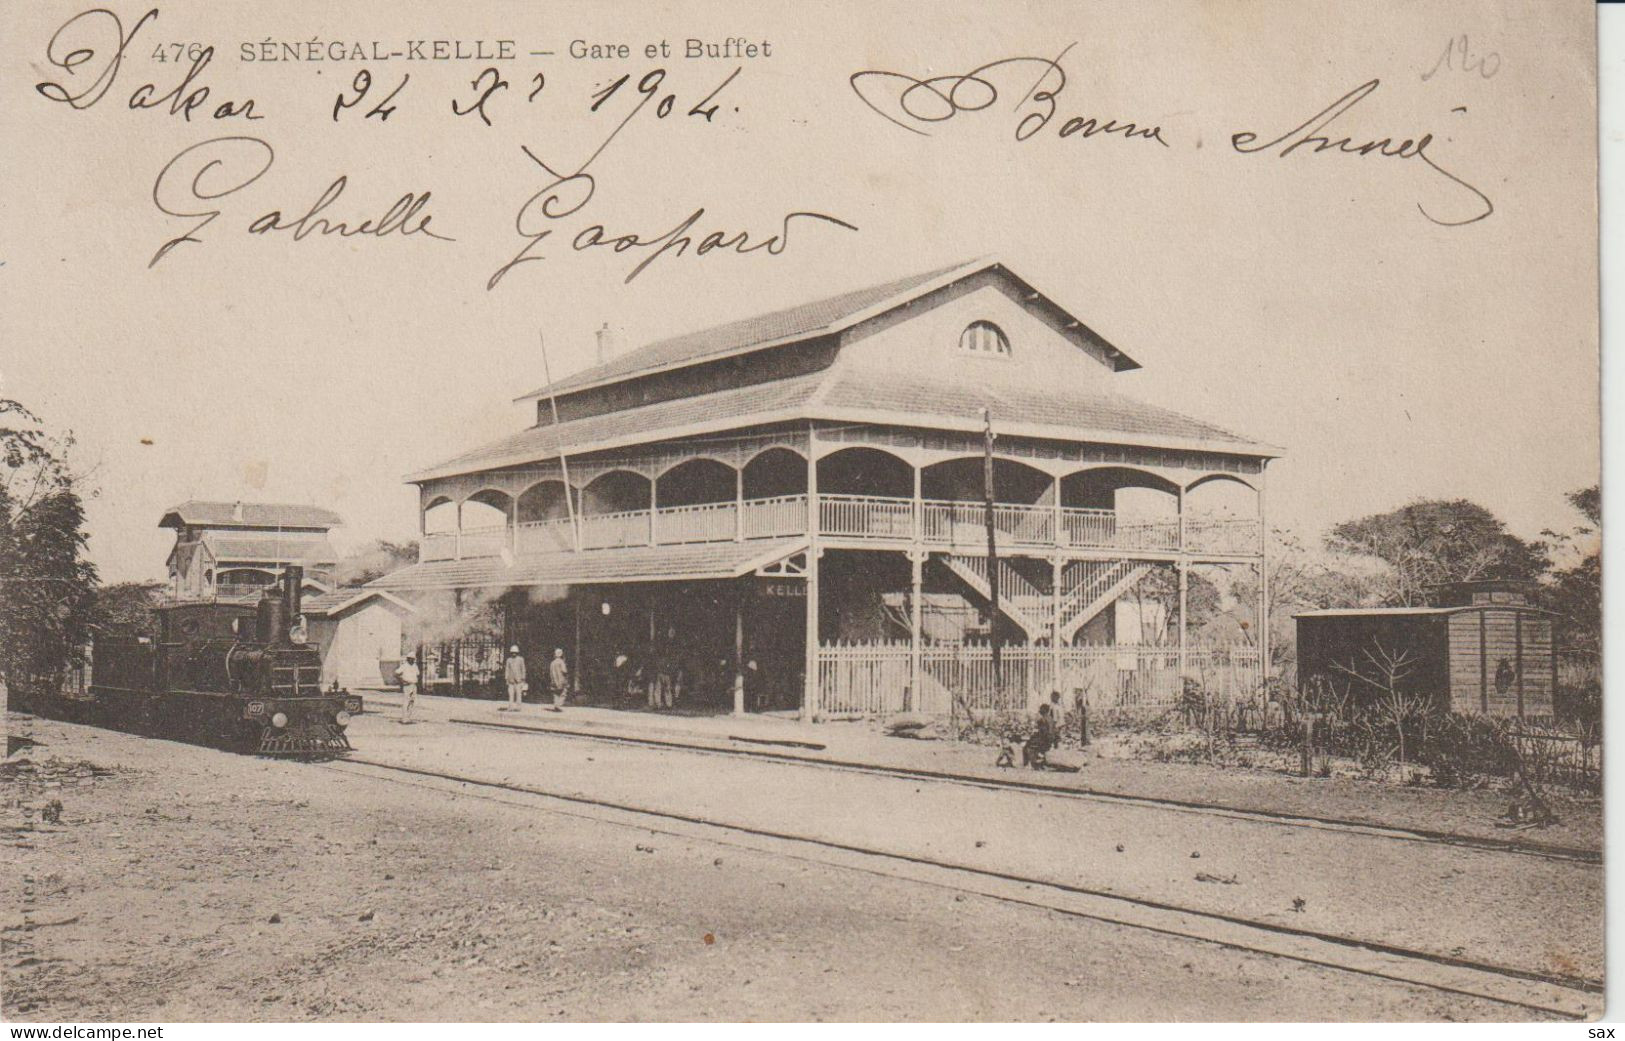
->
[503,645,527,712]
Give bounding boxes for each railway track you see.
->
[449,716,1602,866]
[323,754,1599,1019]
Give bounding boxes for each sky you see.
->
[0,0,1599,583]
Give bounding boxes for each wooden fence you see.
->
[815,642,1262,718]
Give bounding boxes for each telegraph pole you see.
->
[981,407,1002,691]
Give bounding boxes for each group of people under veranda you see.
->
[498,646,570,713]
[389,646,570,723]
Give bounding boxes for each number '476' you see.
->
[151,43,206,63]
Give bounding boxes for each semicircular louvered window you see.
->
[959,320,1011,357]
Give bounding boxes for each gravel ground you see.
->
[0,714,1560,1022]
[371,692,1605,852]
[348,711,1602,985]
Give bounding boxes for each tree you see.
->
[1123,563,1222,645]
[0,400,98,700]
[1325,499,1549,606]
[335,539,420,587]
[1540,485,1600,652]
[90,580,165,634]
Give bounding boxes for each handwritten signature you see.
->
[488,67,856,288]
[850,45,1168,148]
[1231,79,1492,227]
[149,137,452,267]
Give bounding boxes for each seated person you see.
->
[1022,703,1059,768]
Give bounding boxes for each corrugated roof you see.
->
[1296,605,1555,618]
[517,259,983,402]
[408,364,1272,484]
[408,372,827,482]
[816,368,1258,448]
[204,532,339,563]
[160,501,343,530]
[367,539,806,592]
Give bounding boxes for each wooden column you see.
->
[913,462,923,541]
[1177,560,1189,686]
[1257,465,1270,688]
[1177,485,1186,553]
[572,595,582,696]
[648,477,658,546]
[1051,556,1064,698]
[803,425,821,722]
[909,550,924,712]
[733,593,746,716]
[1052,475,1063,549]
[734,466,745,541]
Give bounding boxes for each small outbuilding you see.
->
[303,588,419,691]
[1295,581,1556,719]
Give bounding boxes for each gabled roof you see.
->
[515,257,1138,403]
[302,588,420,617]
[160,501,343,530]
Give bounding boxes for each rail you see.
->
[418,493,1261,560]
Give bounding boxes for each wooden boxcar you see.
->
[1295,581,1556,718]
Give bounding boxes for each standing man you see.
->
[394,654,420,725]
[502,646,527,712]
[548,647,569,712]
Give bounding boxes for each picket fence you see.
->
[815,641,1262,718]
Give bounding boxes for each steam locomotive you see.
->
[73,566,361,755]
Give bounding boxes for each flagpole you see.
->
[538,332,580,551]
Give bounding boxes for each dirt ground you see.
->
[373,691,1606,852]
[0,714,1558,1023]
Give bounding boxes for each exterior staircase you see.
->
[941,556,1151,642]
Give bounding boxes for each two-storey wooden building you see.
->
[372,259,1279,718]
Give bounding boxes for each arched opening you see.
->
[1059,467,1181,550]
[817,447,913,498]
[515,480,576,554]
[656,458,736,507]
[1184,474,1261,554]
[1059,467,1180,511]
[581,470,652,515]
[216,567,275,594]
[742,448,807,500]
[581,470,655,548]
[1184,473,1257,513]
[921,456,1052,505]
[516,480,574,523]
[423,496,458,534]
[462,489,513,531]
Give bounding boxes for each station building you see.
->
[371,259,1279,718]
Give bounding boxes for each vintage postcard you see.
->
[0,0,1603,1025]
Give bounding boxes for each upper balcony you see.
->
[420,492,1261,562]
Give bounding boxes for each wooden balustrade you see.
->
[420,493,1261,560]
[654,501,740,545]
[741,495,810,539]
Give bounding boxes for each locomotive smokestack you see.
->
[282,565,303,636]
